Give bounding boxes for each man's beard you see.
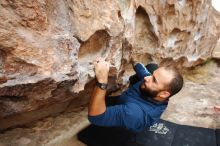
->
[140,82,159,99]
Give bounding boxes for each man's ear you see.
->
[158,91,170,99]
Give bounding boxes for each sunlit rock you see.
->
[0,0,219,130]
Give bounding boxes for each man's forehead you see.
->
[154,67,173,84]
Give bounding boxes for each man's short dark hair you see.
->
[163,65,184,97]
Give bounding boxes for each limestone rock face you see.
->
[162,61,220,129]
[213,38,220,58]
[0,0,219,129]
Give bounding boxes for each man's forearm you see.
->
[89,57,109,116]
[88,86,106,116]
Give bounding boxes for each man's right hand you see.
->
[93,57,110,84]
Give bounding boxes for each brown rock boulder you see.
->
[0,0,219,129]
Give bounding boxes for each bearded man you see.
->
[88,57,183,132]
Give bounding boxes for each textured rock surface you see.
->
[0,107,88,146]
[162,60,220,129]
[213,38,220,58]
[0,60,219,146]
[0,0,220,130]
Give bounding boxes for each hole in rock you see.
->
[78,30,110,64]
[167,4,175,15]
[0,95,27,102]
[170,28,181,35]
[134,7,159,54]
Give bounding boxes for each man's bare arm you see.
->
[88,57,110,116]
[88,86,107,116]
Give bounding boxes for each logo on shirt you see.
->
[149,123,169,134]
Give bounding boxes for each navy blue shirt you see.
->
[88,63,168,132]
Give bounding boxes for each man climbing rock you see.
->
[88,57,183,132]
[78,57,183,146]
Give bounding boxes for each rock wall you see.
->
[162,60,220,129]
[0,0,219,129]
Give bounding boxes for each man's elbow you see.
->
[88,115,95,124]
[87,112,106,126]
